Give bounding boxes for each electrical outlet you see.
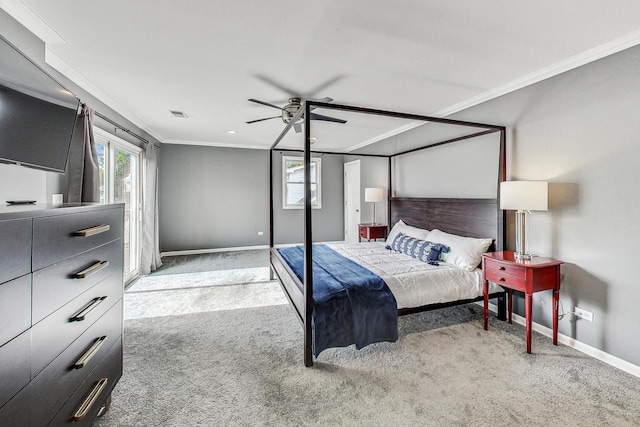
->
[574,307,594,321]
[257,231,264,236]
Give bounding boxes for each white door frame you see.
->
[344,160,361,242]
[94,127,142,284]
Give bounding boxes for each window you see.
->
[94,128,142,283]
[282,156,321,209]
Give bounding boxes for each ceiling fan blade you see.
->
[246,116,280,124]
[248,98,284,110]
[304,76,343,99]
[254,75,299,100]
[309,112,347,124]
[294,123,302,133]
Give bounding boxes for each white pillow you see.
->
[385,220,430,246]
[427,229,493,271]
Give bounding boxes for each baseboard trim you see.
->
[485,302,640,379]
[161,245,269,257]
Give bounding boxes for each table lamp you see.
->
[500,181,548,260]
[364,188,384,224]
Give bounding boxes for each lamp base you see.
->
[514,252,534,261]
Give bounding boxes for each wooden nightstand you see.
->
[358,224,387,242]
[482,251,563,353]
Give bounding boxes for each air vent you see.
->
[169,110,188,118]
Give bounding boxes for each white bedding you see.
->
[325,242,503,310]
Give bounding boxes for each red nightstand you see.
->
[358,224,387,242]
[482,251,563,353]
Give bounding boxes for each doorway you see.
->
[94,128,142,284]
[344,160,361,242]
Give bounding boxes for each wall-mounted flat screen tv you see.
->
[0,35,80,173]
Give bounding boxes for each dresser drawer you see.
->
[0,274,31,346]
[32,207,124,271]
[359,227,368,238]
[47,338,122,427]
[30,303,122,427]
[0,330,30,409]
[0,383,31,427]
[31,274,123,377]
[32,240,123,324]
[0,218,31,285]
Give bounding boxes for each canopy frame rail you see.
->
[269,100,506,366]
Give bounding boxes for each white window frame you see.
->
[282,156,322,209]
[94,127,143,284]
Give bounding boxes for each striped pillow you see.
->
[386,232,450,266]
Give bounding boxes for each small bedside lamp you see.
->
[364,188,384,224]
[500,181,548,260]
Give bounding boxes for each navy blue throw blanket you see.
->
[277,244,398,356]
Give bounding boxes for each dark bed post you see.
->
[303,101,314,367]
[387,156,392,228]
[496,127,508,321]
[269,148,275,280]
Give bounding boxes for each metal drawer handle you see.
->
[70,296,107,322]
[499,278,506,282]
[73,261,109,279]
[73,378,108,421]
[499,266,506,271]
[73,224,110,237]
[74,336,107,369]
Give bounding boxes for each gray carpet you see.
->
[123,267,286,320]
[153,250,270,276]
[93,303,640,427]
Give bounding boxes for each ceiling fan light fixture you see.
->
[281,97,303,125]
[246,96,346,133]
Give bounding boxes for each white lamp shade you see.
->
[500,181,548,211]
[364,188,384,203]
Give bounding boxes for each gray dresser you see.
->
[0,203,124,426]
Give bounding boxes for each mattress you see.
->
[325,242,503,310]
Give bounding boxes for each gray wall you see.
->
[160,145,270,251]
[273,150,345,244]
[402,45,640,367]
[0,9,161,204]
[344,156,389,225]
[159,146,345,251]
[392,133,500,198]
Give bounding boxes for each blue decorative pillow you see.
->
[386,232,450,266]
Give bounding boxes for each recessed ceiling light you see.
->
[169,110,188,118]
[227,130,237,134]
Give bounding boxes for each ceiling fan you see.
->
[246,97,347,133]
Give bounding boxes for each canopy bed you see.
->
[268,101,507,366]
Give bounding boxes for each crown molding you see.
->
[163,139,270,150]
[45,47,164,144]
[347,29,640,152]
[0,0,66,44]
[434,28,640,118]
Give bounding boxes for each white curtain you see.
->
[66,104,99,203]
[140,142,162,274]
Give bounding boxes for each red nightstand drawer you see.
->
[358,225,387,242]
[485,270,526,292]
[485,261,526,280]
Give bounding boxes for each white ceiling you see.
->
[3,1,640,151]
